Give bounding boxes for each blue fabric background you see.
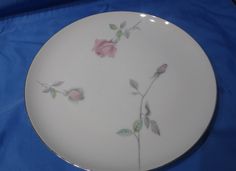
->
[0,0,235,170]
[0,0,79,17]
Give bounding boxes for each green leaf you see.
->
[42,88,51,93]
[124,30,130,39]
[150,120,160,135]
[120,21,127,29]
[145,102,151,116]
[109,24,118,30]
[131,92,139,95]
[129,79,139,90]
[144,116,150,129]
[52,81,64,86]
[117,129,133,136]
[133,120,143,132]
[115,36,121,43]
[116,30,123,39]
[133,26,141,30]
[50,88,56,98]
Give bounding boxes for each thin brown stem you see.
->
[111,21,141,43]
[137,137,141,171]
[136,75,159,171]
[134,133,141,171]
[143,76,158,98]
[37,81,66,95]
[127,20,142,32]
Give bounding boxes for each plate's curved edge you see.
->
[24,11,217,171]
[151,78,217,170]
[149,13,218,171]
[148,13,218,170]
[24,79,92,170]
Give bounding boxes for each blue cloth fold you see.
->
[0,0,235,170]
[0,0,79,18]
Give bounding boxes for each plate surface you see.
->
[25,12,216,171]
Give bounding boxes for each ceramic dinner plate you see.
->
[25,12,216,171]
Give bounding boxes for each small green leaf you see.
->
[131,92,139,95]
[42,88,50,93]
[116,30,123,38]
[109,24,118,30]
[145,102,151,116]
[124,30,130,38]
[144,116,150,129]
[120,21,127,29]
[133,120,143,132]
[50,88,56,98]
[117,129,133,136]
[52,81,64,86]
[129,79,139,90]
[150,120,160,135]
[133,26,141,30]
[116,36,121,43]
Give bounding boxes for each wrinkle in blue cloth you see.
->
[0,0,80,18]
[0,0,236,170]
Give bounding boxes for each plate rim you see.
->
[24,11,217,171]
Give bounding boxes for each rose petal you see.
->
[92,39,117,57]
[108,46,117,57]
[67,89,84,101]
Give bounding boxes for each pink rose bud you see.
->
[92,39,117,57]
[67,89,84,102]
[152,64,168,78]
[156,64,168,74]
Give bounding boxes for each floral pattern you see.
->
[92,21,141,57]
[38,81,84,102]
[117,64,168,171]
[92,39,117,57]
[38,19,168,171]
[67,88,84,101]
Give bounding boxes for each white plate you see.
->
[25,12,216,171]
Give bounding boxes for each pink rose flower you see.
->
[67,89,84,102]
[92,39,117,57]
